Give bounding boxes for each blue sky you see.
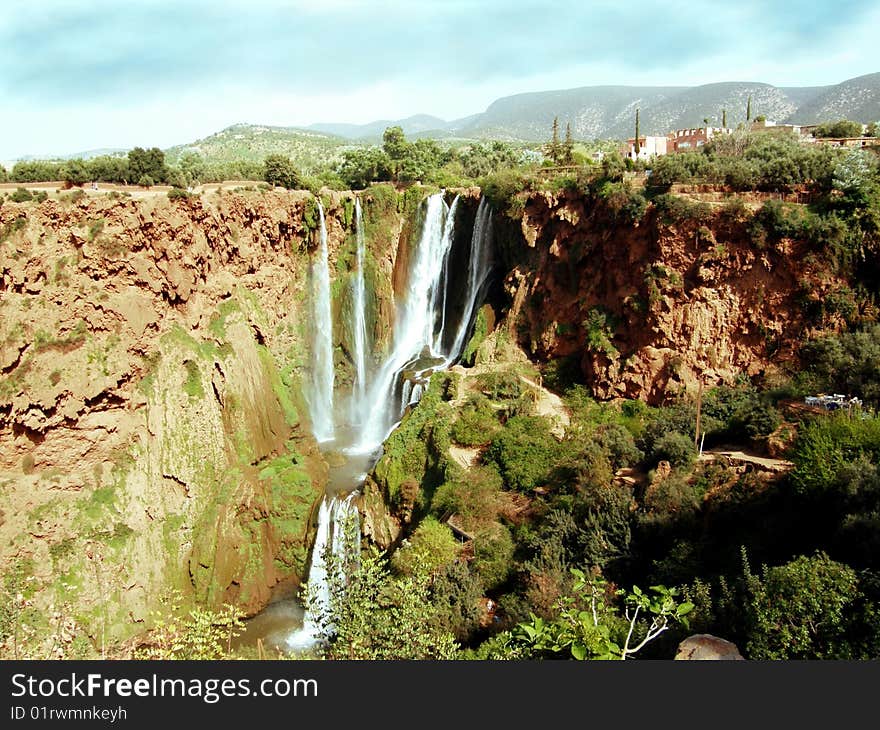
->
[0,0,878,160]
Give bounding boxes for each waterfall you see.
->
[350,192,460,453]
[306,201,336,443]
[447,197,494,362]
[430,195,459,356]
[286,192,494,652]
[287,493,360,651]
[350,198,369,423]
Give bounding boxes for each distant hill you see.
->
[15,147,127,162]
[310,73,880,141]
[307,114,450,141]
[164,123,353,173]
[787,72,880,125]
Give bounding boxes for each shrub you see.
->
[478,169,529,219]
[137,175,154,188]
[652,193,712,223]
[651,431,697,469]
[167,188,194,201]
[745,552,863,659]
[486,416,560,491]
[475,370,523,400]
[800,326,880,405]
[472,522,515,590]
[815,120,864,138]
[391,517,460,577]
[450,395,500,447]
[9,187,33,203]
[431,467,506,531]
[430,561,485,643]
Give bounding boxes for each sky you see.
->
[0,0,878,160]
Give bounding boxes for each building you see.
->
[623,135,668,161]
[810,137,877,149]
[749,120,805,135]
[667,126,732,153]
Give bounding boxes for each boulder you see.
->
[674,634,745,660]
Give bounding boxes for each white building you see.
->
[623,135,668,161]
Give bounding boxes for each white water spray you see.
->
[351,192,461,452]
[286,493,360,651]
[350,198,369,422]
[306,201,336,443]
[448,197,494,361]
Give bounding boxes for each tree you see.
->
[0,164,7,183]
[745,553,864,659]
[562,122,575,165]
[815,119,864,138]
[313,549,458,659]
[722,109,727,128]
[338,148,392,189]
[867,122,879,138]
[483,569,693,660]
[634,109,641,156]
[87,156,129,184]
[179,153,205,186]
[382,126,409,161]
[263,154,301,189]
[128,147,167,185]
[746,95,752,122]
[61,159,89,187]
[544,116,562,164]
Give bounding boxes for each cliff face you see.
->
[499,190,844,402]
[0,189,367,653]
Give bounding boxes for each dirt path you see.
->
[700,449,793,473]
[518,375,569,438]
[449,444,481,470]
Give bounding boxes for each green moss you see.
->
[372,372,454,507]
[183,360,204,398]
[259,448,317,574]
[461,306,489,367]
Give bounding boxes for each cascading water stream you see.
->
[447,197,494,362]
[286,493,359,650]
[306,201,336,443]
[286,192,493,652]
[350,198,369,421]
[351,192,460,453]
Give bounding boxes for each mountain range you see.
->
[308,72,880,141]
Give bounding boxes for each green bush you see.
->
[745,552,864,659]
[651,431,697,469]
[472,522,515,590]
[391,517,460,577]
[652,193,712,223]
[430,561,485,643]
[800,326,880,405]
[167,188,195,201]
[486,416,561,491]
[479,169,529,219]
[474,370,523,400]
[450,394,500,447]
[431,467,506,531]
[9,187,34,203]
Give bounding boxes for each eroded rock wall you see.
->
[0,189,365,654]
[498,189,843,402]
